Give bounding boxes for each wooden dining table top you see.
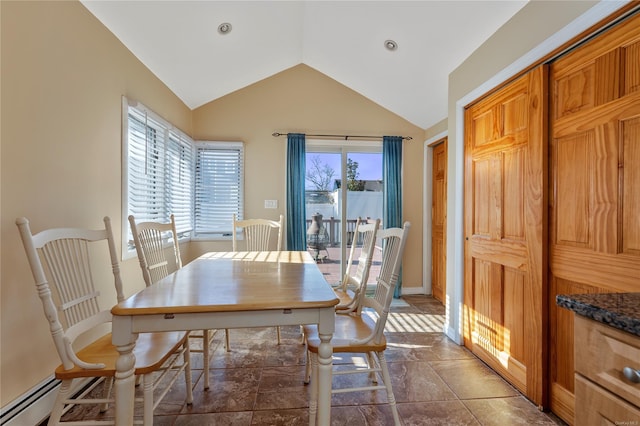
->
[112,251,339,316]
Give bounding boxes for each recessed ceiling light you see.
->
[218,22,232,35]
[384,40,398,51]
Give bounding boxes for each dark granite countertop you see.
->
[556,293,640,337]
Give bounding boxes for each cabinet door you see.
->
[549,12,640,424]
[574,376,640,426]
[464,65,547,406]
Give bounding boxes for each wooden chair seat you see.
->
[55,331,190,379]
[303,312,386,353]
[333,288,356,308]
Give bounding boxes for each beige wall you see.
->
[1,1,425,407]
[424,118,447,142]
[1,1,192,406]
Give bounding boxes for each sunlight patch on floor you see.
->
[385,312,445,333]
[360,308,445,333]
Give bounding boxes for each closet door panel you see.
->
[622,117,640,254]
[549,12,640,424]
[464,66,547,406]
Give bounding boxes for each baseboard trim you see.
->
[1,377,93,426]
[1,376,58,426]
[400,286,426,295]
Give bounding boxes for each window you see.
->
[124,99,193,249]
[194,142,244,237]
[122,97,243,256]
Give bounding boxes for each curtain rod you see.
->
[272,132,412,141]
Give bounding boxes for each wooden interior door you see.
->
[431,138,447,302]
[548,12,640,424]
[463,66,547,407]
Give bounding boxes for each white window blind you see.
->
[194,141,244,236]
[166,130,194,234]
[123,99,194,252]
[127,107,168,223]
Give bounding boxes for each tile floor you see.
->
[56,295,566,425]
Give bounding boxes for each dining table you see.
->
[111,250,339,425]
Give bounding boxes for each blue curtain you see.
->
[286,133,307,250]
[383,135,403,297]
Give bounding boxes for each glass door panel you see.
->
[345,152,382,289]
[305,151,341,284]
[305,143,382,287]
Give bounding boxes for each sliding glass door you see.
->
[305,140,382,285]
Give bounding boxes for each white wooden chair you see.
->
[230,214,284,348]
[128,214,183,286]
[300,218,379,343]
[232,214,283,252]
[333,218,380,315]
[303,222,410,426]
[128,214,217,390]
[16,216,193,425]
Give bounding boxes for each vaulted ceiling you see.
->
[81,1,528,130]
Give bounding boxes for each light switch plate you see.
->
[264,200,278,209]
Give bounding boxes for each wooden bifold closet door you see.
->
[548,12,640,424]
[463,66,548,407]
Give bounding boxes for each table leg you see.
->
[315,308,334,426]
[309,353,318,426]
[112,316,137,425]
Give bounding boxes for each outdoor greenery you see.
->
[346,158,365,191]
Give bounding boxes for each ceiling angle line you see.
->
[271,132,412,141]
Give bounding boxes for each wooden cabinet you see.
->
[574,315,640,425]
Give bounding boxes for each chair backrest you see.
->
[128,214,182,287]
[341,217,380,301]
[16,216,123,371]
[232,214,283,252]
[353,221,410,346]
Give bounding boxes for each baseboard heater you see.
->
[0,376,93,426]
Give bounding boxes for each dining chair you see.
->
[230,214,284,348]
[128,214,218,389]
[232,214,283,252]
[16,216,193,425]
[333,217,380,315]
[299,218,379,344]
[303,222,411,426]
